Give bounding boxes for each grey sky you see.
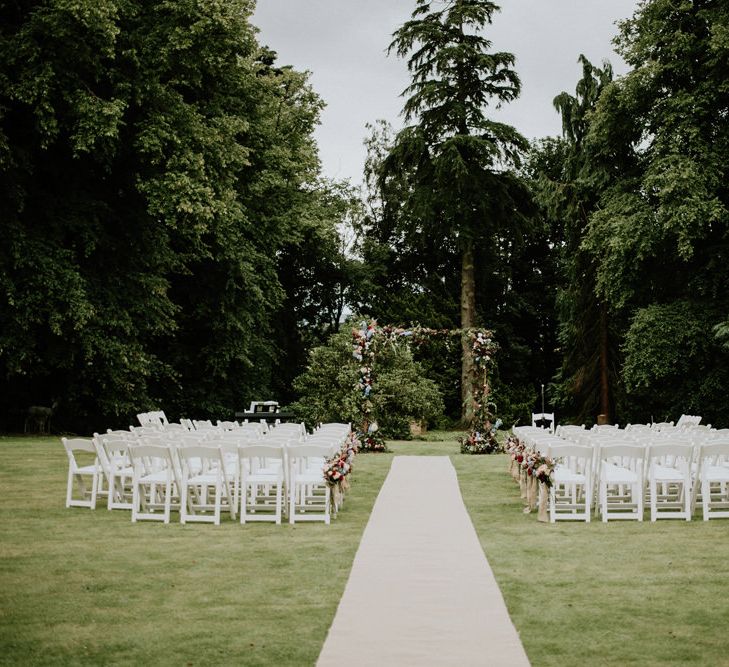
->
[252,0,639,185]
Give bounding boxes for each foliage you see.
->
[378,0,530,422]
[290,326,445,439]
[622,301,729,427]
[528,56,623,425]
[373,345,445,439]
[579,0,729,424]
[0,1,345,431]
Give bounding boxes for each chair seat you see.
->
[187,472,219,485]
[704,466,729,482]
[652,465,688,482]
[293,472,326,485]
[246,472,282,484]
[603,464,639,484]
[139,471,170,484]
[553,466,585,484]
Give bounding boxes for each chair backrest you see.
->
[217,420,240,431]
[598,444,646,471]
[131,425,162,436]
[62,438,98,474]
[162,422,188,432]
[239,444,285,475]
[237,421,265,436]
[62,437,96,455]
[270,422,306,437]
[531,412,555,431]
[128,444,176,475]
[192,419,216,430]
[177,445,224,476]
[697,441,729,465]
[676,414,702,428]
[550,444,593,475]
[288,443,337,460]
[239,444,285,460]
[100,434,134,466]
[647,442,694,468]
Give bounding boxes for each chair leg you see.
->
[163,479,171,524]
[66,467,74,508]
[214,481,221,526]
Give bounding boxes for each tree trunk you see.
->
[461,240,476,426]
[599,303,611,422]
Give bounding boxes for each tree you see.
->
[530,55,624,424]
[0,1,336,431]
[581,0,729,426]
[382,0,529,424]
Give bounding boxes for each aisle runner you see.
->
[317,456,530,666]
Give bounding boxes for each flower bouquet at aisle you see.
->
[506,435,555,522]
[459,429,500,454]
[323,432,360,513]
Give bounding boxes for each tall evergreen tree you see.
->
[532,56,623,424]
[383,0,529,423]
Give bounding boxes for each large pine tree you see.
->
[383,0,528,423]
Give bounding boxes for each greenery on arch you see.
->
[351,321,500,453]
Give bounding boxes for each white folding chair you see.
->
[178,445,236,525]
[192,419,217,431]
[238,444,285,524]
[96,434,135,510]
[549,444,593,522]
[531,412,555,432]
[694,441,729,520]
[647,442,694,521]
[270,422,307,439]
[597,444,646,522]
[217,420,240,431]
[287,444,332,524]
[62,438,101,509]
[128,445,180,523]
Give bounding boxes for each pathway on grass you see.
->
[317,456,530,666]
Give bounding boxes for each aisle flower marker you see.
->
[323,432,360,513]
[506,435,555,522]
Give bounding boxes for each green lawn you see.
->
[2,434,728,665]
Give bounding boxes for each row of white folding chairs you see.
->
[531,435,729,522]
[63,434,347,525]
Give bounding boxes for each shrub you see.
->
[289,328,445,438]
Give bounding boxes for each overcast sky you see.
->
[252,0,639,185]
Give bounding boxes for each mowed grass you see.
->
[0,436,396,666]
[419,437,729,667]
[3,433,729,666]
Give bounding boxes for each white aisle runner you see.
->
[317,456,530,666]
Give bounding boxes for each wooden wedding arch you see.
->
[351,321,499,452]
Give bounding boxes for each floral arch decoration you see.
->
[351,320,499,453]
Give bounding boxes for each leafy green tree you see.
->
[622,301,729,426]
[376,0,530,424]
[272,178,363,404]
[581,0,729,425]
[0,1,336,430]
